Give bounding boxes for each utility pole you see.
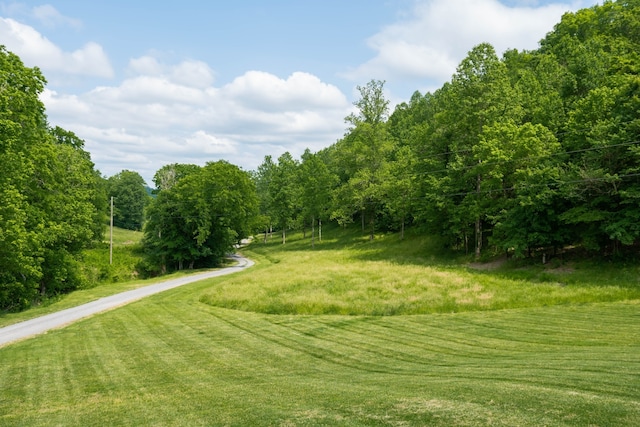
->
[110,196,114,265]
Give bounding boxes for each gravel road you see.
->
[0,254,254,347]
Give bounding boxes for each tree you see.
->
[559,76,640,254]
[473,121,563,257]
[270,152,300,244]
[253,155,277,242]
[107,170,150,231]
[0,47,106,309]
[433,43,522,257]
[298,149,336,248]
[143,161,258,272]
[152,163,200,192]
[333,80,393,240]
[384,145,416,239]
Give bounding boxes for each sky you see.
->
[1,0,600,186]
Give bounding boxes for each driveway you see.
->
[0,255,253,347]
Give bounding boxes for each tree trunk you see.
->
[264,227,268,243]
[475,173,482,260]
[361,209,365,232]
[282,227,286,245]
[475,217,482,260]
[319,219,322,242]
[311,215,315,249]
[370,212,375,241]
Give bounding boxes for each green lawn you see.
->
[1,227,639,426]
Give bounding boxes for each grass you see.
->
[1,225,639,425]
[103,226,143,246]
[0,290,638,425]
[0,227,146,328]
[80,226,145,285]
[200,227,640,315]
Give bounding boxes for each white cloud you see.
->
[343,0,578,89]
[224,71,348,110]
[185,131,236,155]
[128,56,215,89]
[128,56,163,76]
[171,60,215,89]
[43,64,351,184]
[0,17,113,77]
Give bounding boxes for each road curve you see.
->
[0,254,254,348]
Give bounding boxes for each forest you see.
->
[1,0,639,310]
[254,0,640,259]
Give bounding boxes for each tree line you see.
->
[2,0,639,310]
[254,0,640,260]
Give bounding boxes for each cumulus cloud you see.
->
[171,60,215,89]
[43,63,351,183]
[185,131,237,155]
[128,56,164,76]
[342,0,577,88]
[224,71,348,110]
[128,56,215,89]
[0,17,113,77]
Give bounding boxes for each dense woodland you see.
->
[1,0,639,310]
[256,0,640,259]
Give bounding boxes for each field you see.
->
[0,227,639,426]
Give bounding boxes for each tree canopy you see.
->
[0,46,106,310]
[244,0,640,259]
[142,161,258,273]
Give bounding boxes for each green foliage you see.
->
[107,170,150,231]
[331,80,394,240]
[0,46,105,311]
[80,227,144,285]
[298,148,337,247]
[276,4,640,259]
[270,152,300,243]
[143,161,258,272]
[151,162,200,192]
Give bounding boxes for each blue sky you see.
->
[1,0,600,185]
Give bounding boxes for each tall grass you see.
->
[80,227,144,285]
[200,226,640,315]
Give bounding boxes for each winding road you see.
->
[0,254,254,348]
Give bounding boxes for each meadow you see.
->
[0,226,638,426]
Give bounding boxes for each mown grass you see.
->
[1,225,639,425]
[0,285,638,426]
[200,226,640,315]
